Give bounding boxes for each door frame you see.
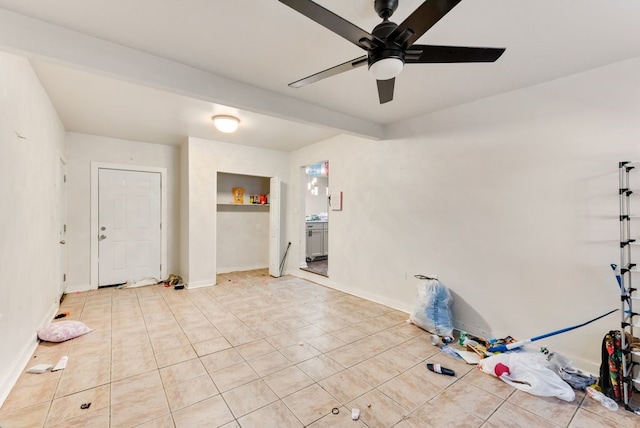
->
[90,162,168,289]
[299,161,329,271]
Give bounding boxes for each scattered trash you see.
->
[117,278,160,289]
[486,309,618,353]
[80,403,91,410]
[367,404,371,408]
[351,408,360,420]
[478,352,575,402]
[52,356,68,372]
[163,274,183,287]
[27,364,53,374]
[559,367,596,390]
[487,335,518,349]
[465,341,492,358]
[408,276,453,340]
[426,363,455,376]
[586,386,618,411]
[440,345,461,359]
[430,335,443,346]
[540,347,596,390]
[54,311,70,319]
[298,342,304,346]
[331,407,339,414]
[455,350,482,365]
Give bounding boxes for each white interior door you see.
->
[98,168,161,286]
[269,176,282,277]
[58,158,67,297]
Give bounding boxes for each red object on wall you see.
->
[259,194,267,204]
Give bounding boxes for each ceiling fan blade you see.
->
[389,0,462,47]
[377,78,395,104]
[289,56,368,88]
[405,45,505,63]
[279,0,384,50]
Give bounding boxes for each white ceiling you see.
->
[0,0,639,149]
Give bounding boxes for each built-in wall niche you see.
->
[217,172,270,207]
[216,172,270,274]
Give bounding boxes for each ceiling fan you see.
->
[278,0,505,104]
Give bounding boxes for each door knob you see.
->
[99,234,107,241]
[59,240,66,244]
[100,226,106,231]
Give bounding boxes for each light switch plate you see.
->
[330,191,342,211]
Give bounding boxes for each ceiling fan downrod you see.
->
[374,0,398,20]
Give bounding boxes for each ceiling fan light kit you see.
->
[212,115,240,133]
[279,0,505,104]
[369,57,403,80]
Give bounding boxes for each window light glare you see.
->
[212,115,240,133]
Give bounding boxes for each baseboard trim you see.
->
[186,280,215,289]
[216,264,268,274]
[0,301,58,407]
[64,283,92,293]
[292,269,412,314]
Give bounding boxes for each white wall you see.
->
[0,53,66,405]
[183,137,289,287]
[65,133,181,291]
[289,57,640,374]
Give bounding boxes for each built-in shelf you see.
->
[217,203,269,207]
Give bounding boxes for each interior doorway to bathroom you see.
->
[301,161,329,277]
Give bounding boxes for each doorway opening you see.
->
[300,161,329,277]
[215,172,283,280]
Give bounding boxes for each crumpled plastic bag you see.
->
[408,278,454,338]
[477,352,575,402]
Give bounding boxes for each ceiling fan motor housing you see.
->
[368,20,404,69]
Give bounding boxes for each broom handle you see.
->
[487,309,618,353]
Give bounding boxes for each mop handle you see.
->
[487,308,618,353]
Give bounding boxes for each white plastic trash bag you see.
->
[409,278,454,338]
[478,352,575,402]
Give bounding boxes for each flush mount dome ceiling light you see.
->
[212,115,240,133]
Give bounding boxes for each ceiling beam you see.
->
[0,8,384,140]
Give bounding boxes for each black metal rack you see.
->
[618,161,637,411]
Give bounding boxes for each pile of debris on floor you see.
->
[407,275,636,414]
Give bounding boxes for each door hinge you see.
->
[64,224,67,233]
[64,174,67,183]
[63,273,66,281]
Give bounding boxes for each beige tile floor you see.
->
[1,269,639,427]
